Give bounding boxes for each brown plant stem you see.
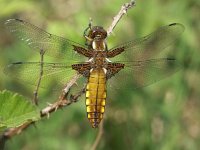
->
[107,0,136,36]
[33,49,45,105]
[90,120,104,150]
[1,73,82,140]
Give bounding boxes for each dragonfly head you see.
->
[85,26,107,41]
[89,26,107,40]
[84,26,107,50]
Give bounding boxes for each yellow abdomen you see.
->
[86,69,106,128]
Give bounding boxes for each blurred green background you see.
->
[0,0,200,149]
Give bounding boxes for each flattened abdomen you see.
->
[86,69,106,128]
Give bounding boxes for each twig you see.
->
[1,100,69,141]
[84,18,93,37]
[107,0,136,36]
[90,120,104,150]
[1,73,82,139]
[3,121,33,138]
[62,73,82,96]
[0,121,33,150]
[33,49,45,105]
[70,84,86,102]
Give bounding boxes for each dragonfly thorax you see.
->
[88,50,108,69]
[92,40,106,51]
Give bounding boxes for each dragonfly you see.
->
[4,19,184,128]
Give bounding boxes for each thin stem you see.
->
[70,84,86,102]
[90,120,104,150]
[33,49,45,105]
[107,0,136,36]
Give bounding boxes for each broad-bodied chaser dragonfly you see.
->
[4,19,184,128]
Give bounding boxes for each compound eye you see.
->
[87,26,107,39]
[102,31,107,38]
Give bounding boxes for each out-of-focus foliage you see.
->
[0,0,199,150]
[0,90,40,130]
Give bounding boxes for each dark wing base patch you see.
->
[72,63,91,77]
[106,63,125,79]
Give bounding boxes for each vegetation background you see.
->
[0,0,199,149]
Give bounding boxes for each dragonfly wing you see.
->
[5,19,86,61]
[4,62,81,90]
[107,58,181,89]
[109,23,184,61]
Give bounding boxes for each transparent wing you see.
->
[109,23,184,61]
[5,19,85,61]
[4,62,80,90]
[107,23,184,89]
[108,58,181,89]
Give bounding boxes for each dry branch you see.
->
[33,49,45,105]
[107,0,136,36]
[1,73,83,141]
